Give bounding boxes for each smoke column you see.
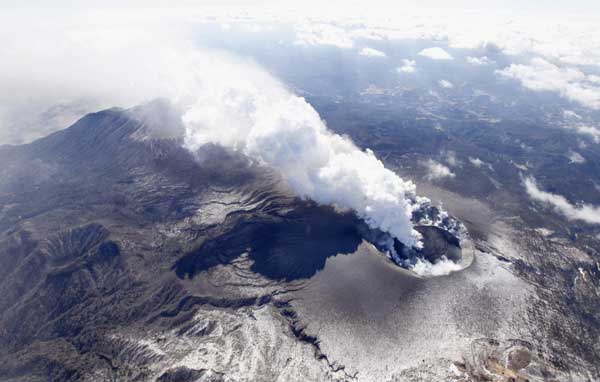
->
[0,8,424,246]
[180,53,423,247]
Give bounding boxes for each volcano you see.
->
[0,101,593,382]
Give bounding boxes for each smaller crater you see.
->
[507,348,532,371]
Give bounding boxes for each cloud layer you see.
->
[497,58,600,109]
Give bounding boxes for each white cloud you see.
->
[0,14,181,144]
[424,159,455,181]
[442,150,460,167]
[568,151,586,164]
[466,56,492,65]
[563,110,582,120]
[513,162,529,171]
[588,74,600,84]
[359,46,386,57]
[294,23,354,48]
[573,125,600,143]
[192,6,600,69]
[535,227,554,237]
[468,157,493,171]
[562,111,600,142]
[469,157,484,167]
[362,84,386,95]
[418,47,453,60]
[438,79,454,89]
[524,176,600,224]
[397,59,416,73]
[562,124,600,143]
[497,58,600,109]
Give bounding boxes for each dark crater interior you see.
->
[394,225,462,265]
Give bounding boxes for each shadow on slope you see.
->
[174,204,363,281]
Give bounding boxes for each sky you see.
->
[2,0,600,144]
[4,0,600,13]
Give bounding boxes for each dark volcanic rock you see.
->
[156,367,207,382]
[1,100,598,382]
[392,225,462,265]
[0,101,376,381]
[0,103,281,380]
[415,225,461,263]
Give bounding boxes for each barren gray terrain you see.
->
[0,100,598,382]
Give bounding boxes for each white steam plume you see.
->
[0,10,424,247]
[181,54,422,247]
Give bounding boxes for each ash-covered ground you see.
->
[0,99,598,382]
